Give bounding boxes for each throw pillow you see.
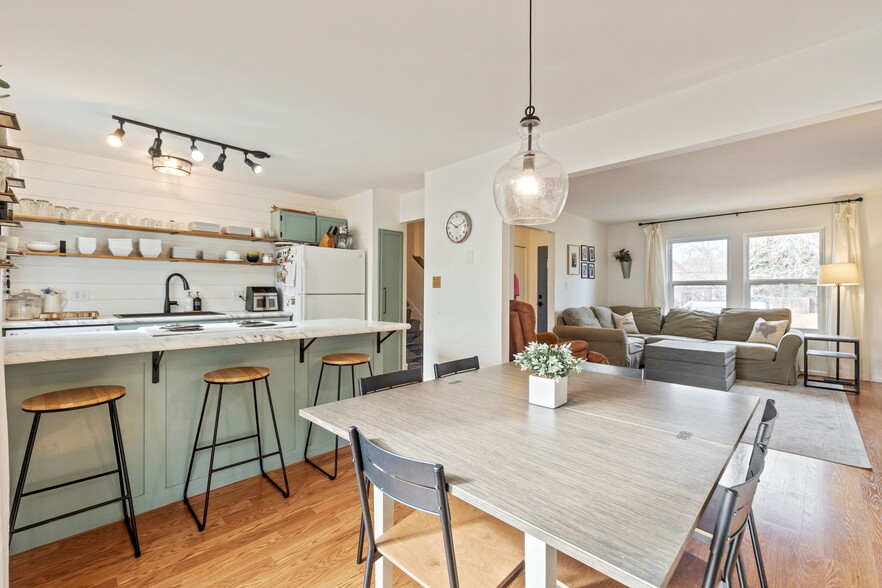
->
[590,306,615,329]
[660,308,720,341]
[561,306,602,328]
[610,306,663,335]
[746,318,789,346]
[612,311,640,334]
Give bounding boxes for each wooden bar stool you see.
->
[183,366,290,531]
[9,385,141,557]
[303,353,372,479]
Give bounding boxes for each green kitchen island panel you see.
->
[3,318,409,553]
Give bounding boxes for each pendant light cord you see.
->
[525,0,535,118]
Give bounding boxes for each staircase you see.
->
[406,304,423,371]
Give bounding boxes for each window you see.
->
[669,238,728,312]
[746,231,821,330]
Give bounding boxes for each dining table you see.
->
[299,362,759,588]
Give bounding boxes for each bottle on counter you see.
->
[193,291,202,311]
[183,291,194,312]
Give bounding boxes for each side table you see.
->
[803,334,860,394]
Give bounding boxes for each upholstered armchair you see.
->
[510,300,591,361]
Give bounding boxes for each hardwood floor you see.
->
[10,381,882,587]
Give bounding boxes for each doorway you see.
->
[511,226,552,333]
[405,221,425,372]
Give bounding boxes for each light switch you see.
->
[432,276,441,288]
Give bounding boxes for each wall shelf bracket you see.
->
[152,351,164,383]
[377,331,395,353]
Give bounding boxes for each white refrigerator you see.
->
[275,244,367,321]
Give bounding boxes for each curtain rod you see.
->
[637,196,863,227]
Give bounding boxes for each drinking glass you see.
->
[124,213,136,225]
[36,200,54,217]
[18,199,36,216]
[82,209,97,222]
[98,210,112,223]
[67,207,80,220]
[55,206,69,220]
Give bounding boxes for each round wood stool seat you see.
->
[204,366,270,384]
[22,385,126,413]
[322,353,371,366]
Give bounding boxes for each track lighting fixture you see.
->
[106,115,271,177]
[106,121,125,147]
[147,132,163,158]
[244,154,262,174]
[189,139,204,162]
[212,148,227,172]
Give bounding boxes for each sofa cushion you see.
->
[609,306,662,335]
[717,308,791,342]
[590,306,615,329]
[660,309,720,341]
[613,311,640,334]
[746,318,789,346]
[715,340,777,361]
[561,306,602,328]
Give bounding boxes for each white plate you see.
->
[26,241,59,252]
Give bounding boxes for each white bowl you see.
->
[77,237,97,255]
[109,245,133,257]
[140,248,162,258]
[26,241,59,252]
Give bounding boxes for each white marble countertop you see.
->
[2,311,292,329]
[3,318,410,365]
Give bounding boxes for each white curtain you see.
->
[644,223,667,310]
[831,201,866,379]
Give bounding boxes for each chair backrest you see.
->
[359,368,422,396]
[349,426,459,586]
[703,447,766,588]
[754,399,778,450]
[434,356,480,379]
[509,300,538,358]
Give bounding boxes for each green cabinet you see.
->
[316,215,347,239]
[274,210,317,243]
[271,210,347,244]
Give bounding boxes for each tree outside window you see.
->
[669,238,728,312]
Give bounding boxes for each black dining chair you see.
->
[433,356,479,379]
[744,399,777,588]
[358,367,422,396]
[349,426,524,588]
[354,367,422,563]
[556,443,767,588]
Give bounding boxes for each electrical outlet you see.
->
[71,288,90,301]
[232,289,244,300]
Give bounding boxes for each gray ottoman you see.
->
[644,340,736,391]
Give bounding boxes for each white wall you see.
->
[11,143,334,316]
[606,195,882,381]
[399,189,424,223]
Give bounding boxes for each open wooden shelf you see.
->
[14,215,276,242]
[23,251,275,266]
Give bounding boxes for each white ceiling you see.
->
[5,1,882,198]
[566,107,882,224]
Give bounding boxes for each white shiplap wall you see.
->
[8,143,339,316]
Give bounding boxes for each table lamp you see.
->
[818,262,859,335]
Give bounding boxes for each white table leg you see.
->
[525,532,557,587]
[374,487,394,588]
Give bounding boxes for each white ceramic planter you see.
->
[528,375,568,408]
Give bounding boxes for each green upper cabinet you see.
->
[272,210,318,243]
[316,215,347,239]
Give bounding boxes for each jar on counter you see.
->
[6,289,42,321]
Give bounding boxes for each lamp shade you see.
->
[818,262,859,286]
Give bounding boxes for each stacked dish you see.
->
[188,221,221,233]
[139,239,163,258]
[171,247,198,259]
[222,225,252,236]
[26,241,59,252]
[108,238,133,257]
[201,250,219,261]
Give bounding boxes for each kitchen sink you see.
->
[114,311,226,318]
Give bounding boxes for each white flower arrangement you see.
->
[513,341,582,382]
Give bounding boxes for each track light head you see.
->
[244,154,262,174]
[106,122,125,147]
[189,139,204,162]
[212,148,227,172]
[147,132,163,158]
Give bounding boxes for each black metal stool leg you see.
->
[184,383,225,531]
[252,380,265,478]
[263,377,290,497]
[183,383,212,524]
[108,400,141,557]
[9,413,42,541]
[305,363,339,479]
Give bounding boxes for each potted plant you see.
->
[513,341,583,408]
[612,248,632,279]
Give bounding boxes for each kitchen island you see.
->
[3,318,409,553]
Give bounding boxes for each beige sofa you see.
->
[553,305,804,385]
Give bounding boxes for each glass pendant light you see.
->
[493,0,568,225]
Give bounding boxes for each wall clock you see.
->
[446,210,472,243]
